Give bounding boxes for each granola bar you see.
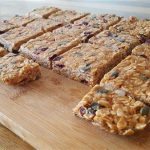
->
[132,41,150,59]
[0,20,17,34]
[8,15,35,26]
[100,55,150,105]
[0,53,41,85]
[48,10,88,23]
[109,16,150,40]
[52,35,139,86]
[53,23,100,42]
[0,46,7,57]
[74,14,121,30]
[0,18,63,52]
[73,84,150,135]
[89,30,140,51]
[27,6,60,18]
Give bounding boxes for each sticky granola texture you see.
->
[109,16,150,40]
[132,42,150,59]
[100,55,150,105]
[8,15,35,26]
[0,53,41,85]
[0,20,17,33]
[28,6,61,18]
[48,10,89,23]
[73,85,150,135]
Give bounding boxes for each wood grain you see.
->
[0,124,34,150]
[0,67,150,150]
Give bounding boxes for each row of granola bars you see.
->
[0,6,150,136]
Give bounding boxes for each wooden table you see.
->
[0,0,150,149]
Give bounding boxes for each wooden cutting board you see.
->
[0,67,150,150]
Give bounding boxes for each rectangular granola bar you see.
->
[0,46,7,57]
[0,53,41,85]
[74,14,121,30]
[8,15,35,26]
[73,84,150,135]
[0,18,63,52]
[89,30,140,50]
[132,41,150,59]
[109,16,150,40]
[27,6,60,18]
[100,55,150,105]
[48,10,89,23]
[0,20,17,34]
[52,31,139,86]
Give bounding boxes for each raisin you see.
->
[82,21,88,25]
[56,64,65,69]
[40,47,48,51]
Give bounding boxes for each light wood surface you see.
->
[0,124,34,150]
[0,0,150,149]
[0,68,150,150]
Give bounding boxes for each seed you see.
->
[97,88,109,94]
[140,74,149,81]
[111,70,119,78]
[140,106,150,116]
[90,102,100,111]
[79,64,91,73]
[87,107,96,115]
[93,23,99,28]
[116,37,125,42]
[73,52,83,57]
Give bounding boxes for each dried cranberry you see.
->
[52,56,63,61]
[145,39,150,44]
[80,79,88,84]
[79,106,87,116]
[56,64,65,69]
[139,34,147,43]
